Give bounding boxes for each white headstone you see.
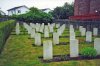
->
[94,38,100,55]
[30,29,35,38]
[48,24,54,33]
[93,28,98,36]
[70,25,75,40]
[39,23,44,33]
[53,32,59,45]
[30,23,35,29]
[56,24,60,28]
[27,27,32,34]
[44,25,49,37]
[79,26,83,32]
[35,33,41,46]
[70,25,74,33]
[86,31,92,42]
[81,28,86,36]
[57,24,65,36]
[16,23,20,35]
[70,25,74,29]
[70,32,75,40]
[70,39,79,57]
[43,40,53,60]
[35,23,40,32]
[52,23,55,27]
[49,26,54,33]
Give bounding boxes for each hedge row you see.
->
[11,7,53,24]
[0,20,15,52]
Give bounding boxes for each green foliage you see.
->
[0,20,15,51]
[0,13,3,18]
[50,2,74,19]
[11,7,53,24]
[29,7,40,13]
[0,13,1,17]
[80,47,97,58]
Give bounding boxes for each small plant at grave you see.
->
[80,47,97,58]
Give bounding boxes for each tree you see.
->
[53,7,63,19]
[64,2,74,16]
[29,7,40,13]
[11,7,53,24]
[50,2,74,19]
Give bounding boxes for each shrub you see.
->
[0,20,15,52]
[11,7,53,24]
[80,47,97,58]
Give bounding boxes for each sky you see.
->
[0,0,74,14]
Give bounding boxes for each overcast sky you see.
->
[0,0,74,14]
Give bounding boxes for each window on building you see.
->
[18,10,21,13]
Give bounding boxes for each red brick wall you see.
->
[90,0,100,14]
[74,0,100,16]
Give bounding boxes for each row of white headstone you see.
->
[79,26,98,42]
[43,37,100,60]
[43,25,78,60]
[25,23,64,46]
[16,22,65,36]
[22,23,65,46]
[68,25,99,58]
[69,25,97,42]
[70,25,78,57]
[79,26,98,37]
[15,23,100,60]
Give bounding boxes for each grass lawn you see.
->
[0,26,100,66]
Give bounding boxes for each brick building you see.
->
[70,0,100,20]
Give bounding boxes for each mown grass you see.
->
[0,25,100,66]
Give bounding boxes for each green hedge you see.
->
[0,20,15,52]
[11,7,53,24]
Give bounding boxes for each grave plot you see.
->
[0,23,100,66]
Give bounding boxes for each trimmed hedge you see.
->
[11,8,53,24]
[0,20,15,52]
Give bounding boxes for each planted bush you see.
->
[0,20,15,52]
[11,7,53,24]
[80,47,97,58]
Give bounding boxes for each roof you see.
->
[41,8,51,11]
[7,5,29,11]
[0,10,6,15]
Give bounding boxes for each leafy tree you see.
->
[11,7,53,23]
[50,2,74,19]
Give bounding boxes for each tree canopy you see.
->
[11,7,53,23]
[50,2,74,19]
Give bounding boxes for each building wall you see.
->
[90,0,100,14]
[43,10,51,13]
[0,11,6,15]
[78,0,90,15]
[8,10,16,16]
[15,7,29,15]
[74,0,100,16]
[8,6,29,16]
[74,0,80,15]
